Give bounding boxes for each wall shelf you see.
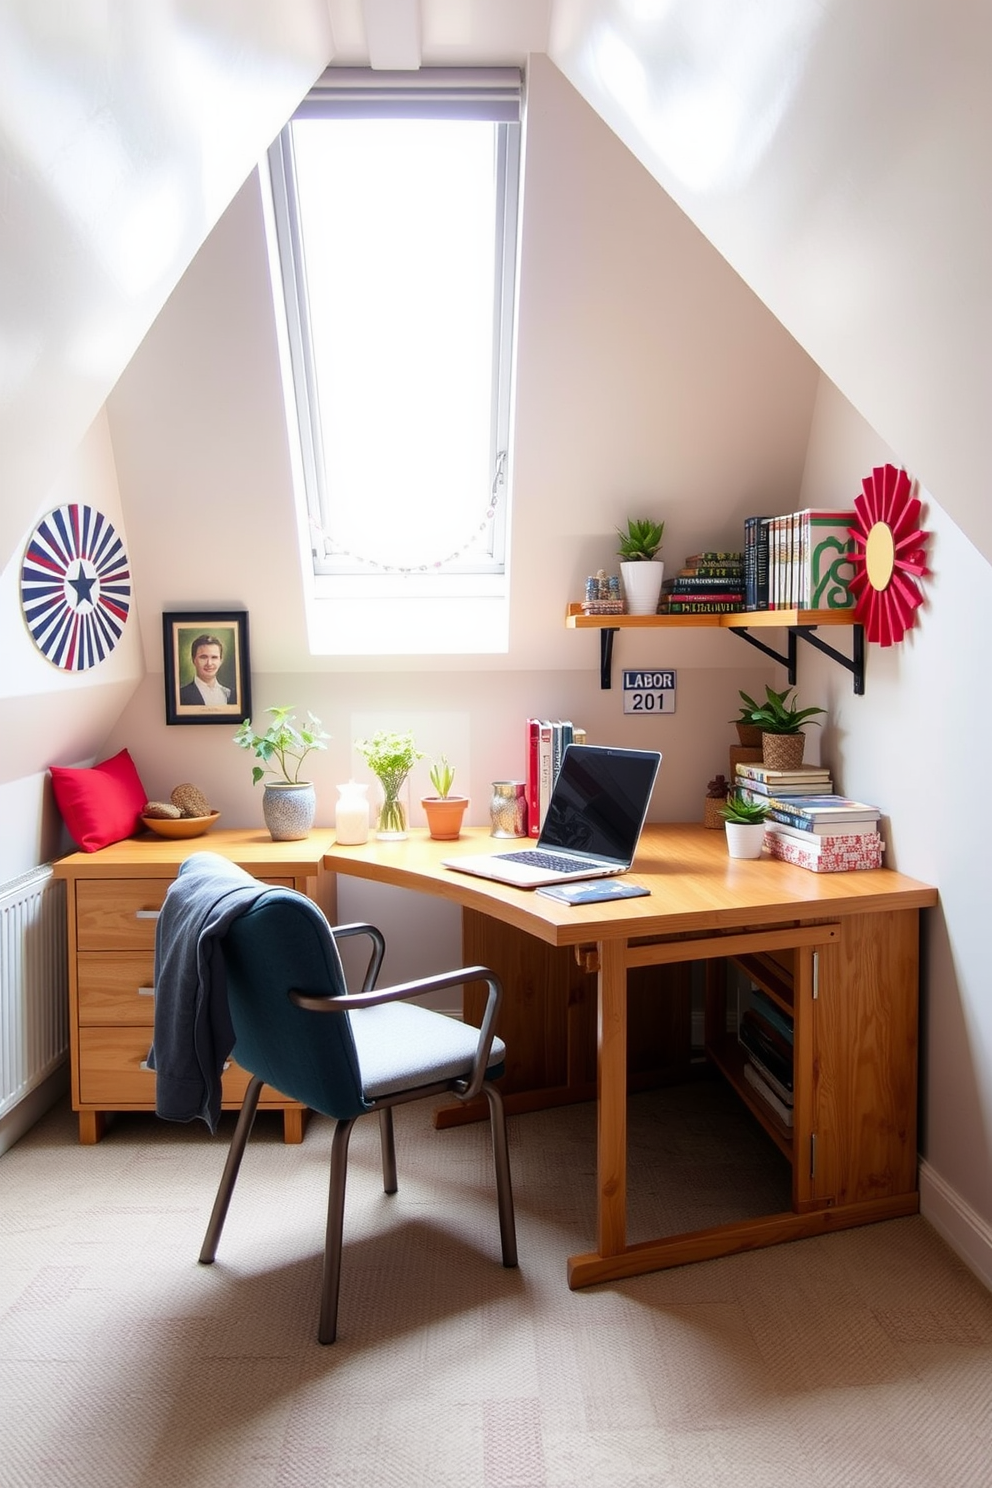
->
[565,605,865,694]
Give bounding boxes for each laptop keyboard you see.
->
[499,849,594,872]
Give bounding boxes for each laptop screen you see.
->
[539,745,661,862]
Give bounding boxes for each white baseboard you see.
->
[919,1157,992,1294]
[0,1061,69,1157]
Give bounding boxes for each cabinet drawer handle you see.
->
[136,909,161,921]
[137,986,155,998]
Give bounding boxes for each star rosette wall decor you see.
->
[848,465,929,646]
[20,504,132,670]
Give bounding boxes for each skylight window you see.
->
[265,69,522,654]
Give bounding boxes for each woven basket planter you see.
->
[703,797,726,830]
[761,732,806,770]
[735,722,763,749]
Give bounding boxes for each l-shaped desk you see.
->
[323,824,937,1289]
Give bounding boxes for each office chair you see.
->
[196,883,517,1344]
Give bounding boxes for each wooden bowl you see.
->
[141,811,220,839]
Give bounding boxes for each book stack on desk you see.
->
[752,788,884,873]
[738,987,794,1128]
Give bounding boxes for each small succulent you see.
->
[616,517,664,562]
[720,790,771,825]
[706,774,729,800]
[428,755,456,799]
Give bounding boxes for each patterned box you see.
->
[764,829,884,873]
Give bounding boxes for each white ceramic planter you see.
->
[620,560,664,616]
[262,781,316,841]
[725,821,766,859]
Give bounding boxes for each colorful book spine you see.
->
[735,762,833,786]
[764,830,884,872]
[683,551,742,564]
[677,564,743,579]
[659,600,744,613]
[667,575,745,591]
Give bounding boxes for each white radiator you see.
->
[0,866,68,1120]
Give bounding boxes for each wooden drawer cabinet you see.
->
[54,830,335,1145]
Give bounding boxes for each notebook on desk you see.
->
[443,744,661,889]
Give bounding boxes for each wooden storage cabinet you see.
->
[55,831,334,1145]
[704,911,920,1224]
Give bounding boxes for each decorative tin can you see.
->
[490,780,528,838]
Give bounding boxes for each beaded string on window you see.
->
[311,451,506,573]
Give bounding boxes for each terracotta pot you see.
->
[761,732,806,770]
[422,795,469,841]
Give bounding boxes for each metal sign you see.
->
[622,668,676,715]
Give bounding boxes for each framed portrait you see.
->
[163,610,252,726]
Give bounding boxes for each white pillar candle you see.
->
[334,783,370,845]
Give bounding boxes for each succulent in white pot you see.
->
[616,517,665,615]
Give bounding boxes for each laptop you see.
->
[443,744,661,889]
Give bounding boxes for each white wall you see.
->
[795,377,992,1281]
[549,0,992,567]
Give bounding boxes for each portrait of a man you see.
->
[163,611,251,725]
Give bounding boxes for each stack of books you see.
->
[738,986,794,1128]
[742,509,857,612]
[658,551,744,614]
[525,720,586,838]
[760,796,883,873]
[734,761,834,798]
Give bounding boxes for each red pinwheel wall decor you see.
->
[848,465,929,647]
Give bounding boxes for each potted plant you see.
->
[730,695,763,749]
[704,773,729,829]
[720,789,770,859]
[355,730,424,840]
[738,685,825,770]
[616,517,665,615]
[233,706,330,840]
[421,755,470,841]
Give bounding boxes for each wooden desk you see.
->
[323,824,937,1288]
[54,829,335,1144]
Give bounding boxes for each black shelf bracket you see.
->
[599,628,617,689]
[732,626,798,683]
[730,624,865,695]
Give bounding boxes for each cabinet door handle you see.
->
[137,986,155,998]
[135,909,161,921]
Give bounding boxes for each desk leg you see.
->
[596,938,628,1257]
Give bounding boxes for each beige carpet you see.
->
[3,1082,992,1488]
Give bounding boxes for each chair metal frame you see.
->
[198,920,517,1344]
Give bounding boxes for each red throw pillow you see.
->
[50,748,148,853]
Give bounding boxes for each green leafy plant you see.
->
[720,790,771,825]
[736,685,825,736]
[234,706,330,785]
[615,517,664,562]
[355,730,425,834]
[427,755,456,799]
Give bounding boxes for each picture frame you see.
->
[163,610,252,726]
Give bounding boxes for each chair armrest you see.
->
[289,965,503,1102]
[329,921,385,993]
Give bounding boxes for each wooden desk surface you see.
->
[322,823,937,943]
[54,827,336,880]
